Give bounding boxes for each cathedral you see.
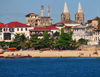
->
[61,1,84,24]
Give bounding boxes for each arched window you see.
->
[4,28,5,31]
[25,28,27,31]
[21,28,23,31]
[17,28,19,31]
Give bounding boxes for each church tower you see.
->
[61,1,70,21]
[75,2,84,23]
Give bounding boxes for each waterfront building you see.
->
[29,25,59,39]
[72,26,94,41]
[0,21,33,42]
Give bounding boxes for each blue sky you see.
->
[0,0,100,24]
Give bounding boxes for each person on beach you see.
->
[96,50,98,55]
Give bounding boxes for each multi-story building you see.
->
[26,5,52,27]
[72,26,94,41]
[29,25,59,39]
[0,21,33,42]
[86,18,98,29]
[25,13,40,26]
[72,25,100,45]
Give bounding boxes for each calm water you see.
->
[0,57,100,77]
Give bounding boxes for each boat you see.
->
[0,49,4,54]
[0,55,32,59]
[4,47,18,52]
[0,56,4,58]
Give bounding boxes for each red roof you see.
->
[30,25,59,31]
[47,25,59,30]
[0,23,5,28]
[25,13,38,17]
[30,27,49,31]
[4,21,31,28]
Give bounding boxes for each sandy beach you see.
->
[0,50,100,58]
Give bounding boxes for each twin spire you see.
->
[63,1,69,13]
[62,1,83,13]
[77,2,83,13]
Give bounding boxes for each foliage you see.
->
[13,33,26,42]
[52,31,59,39]
[56,28,71,47]
[78,38,88,45]
[38,31,50,48]
[9,41,19,47]
[30,34,40,48]
[13,33,21,42]
[43,30,49,40]
[13,33,27,49]
[0,41,6,47]
[96,17,100,30]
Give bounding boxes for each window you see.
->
[17,28,19,31]
[28,20,30,22]
[21,28,23,31]
[0,28,2,32]
[4,28,5,31]
[9,28,14,31]
[96,37,97,41]
[25,28,27,31]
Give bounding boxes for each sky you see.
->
[0,0,100,24]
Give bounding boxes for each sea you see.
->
[0,57,100,77]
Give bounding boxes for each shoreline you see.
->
[0,50,100,58]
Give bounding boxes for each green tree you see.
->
[43,30,49,40]
[39,31,50,48]
[56,28,71,47]
[52,31,59,39]
[0,41,6,47]
[96,17,100,30]
[9,41,19,47]
[30,34,40,48]
[78,38,88,45]
[13,33,27,49]
[13,33,21,42]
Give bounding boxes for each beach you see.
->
[0,50,100,58]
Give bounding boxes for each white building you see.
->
[72,26,94,41]
[29,25,60,39]
[0,21,33,42]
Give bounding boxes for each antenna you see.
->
[47,6,52,16]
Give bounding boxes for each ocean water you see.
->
[0,57,100,77]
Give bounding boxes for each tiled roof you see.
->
[0,23,5,28]
[4,21,31,28]
[25,13,38,17]
[47,25,59,30]
[30,27,49,31]
[56,20,76,24]
[30,25,59,31]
